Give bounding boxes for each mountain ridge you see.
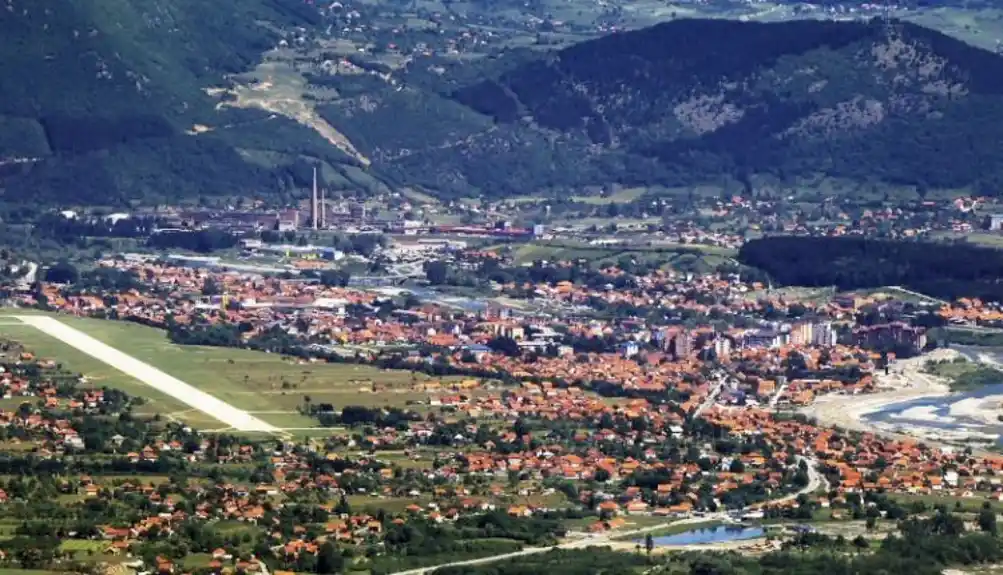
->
[6,9,1003,206]
[338,17,1003,199]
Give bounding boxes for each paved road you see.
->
[693,373,727,417]
[792,456,829,499]
[884,285,946,305]
[393,457,827,575]
[768,380,790,409]
[16,315,277,432]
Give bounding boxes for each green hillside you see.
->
[320,18,1003,199]
[9,6,1003,207]
[0,0,351,206]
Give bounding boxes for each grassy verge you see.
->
[609,519,723,541]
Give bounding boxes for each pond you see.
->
[641,525,766,547]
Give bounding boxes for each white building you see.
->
[811,322,838,347]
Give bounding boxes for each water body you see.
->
[643,526,765,547]
[862,346,1003,444]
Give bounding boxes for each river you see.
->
[862,346,1003,446]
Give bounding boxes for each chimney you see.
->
[311,166,319,231]
[320,182,326,229]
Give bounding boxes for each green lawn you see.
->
[0,312,463,430]
[59,540,106,552]
[612,519,722,540]
[212,520,260,536]
[346,495,430,514]
[182,553,213,569]
[504,241,736,268]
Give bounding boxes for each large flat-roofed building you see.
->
[989,213,1003,231]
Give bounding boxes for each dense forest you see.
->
[738,237,1003,301]
[323,17,1003,199]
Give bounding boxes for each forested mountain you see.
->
[8,4,1003,206]
[0,0,351,207]
[341,18,1003,198]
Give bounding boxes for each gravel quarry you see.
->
[15,315,277,433]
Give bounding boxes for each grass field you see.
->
[59,540,106,553]
[399,187,440,205]
[888,493,1003,514]
[570,187,647,205]
[904,7,1003,53]
[501,241,736,270]
[0,312,465,431]
[743,286,835,304]
[608,519,722,540]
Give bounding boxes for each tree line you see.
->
[739,236,1003,301]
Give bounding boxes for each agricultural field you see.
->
[0,312,476,432]
[505,188,650,206]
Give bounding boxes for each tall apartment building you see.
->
[811,322,838,347]
[852,322,927,353]
[788,322,814,347]
[659,328,693,360]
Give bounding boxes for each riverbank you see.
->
[603,537,770,554]
[802,347,1003,450]
[802,348,957,435]
[947,352,1003,427]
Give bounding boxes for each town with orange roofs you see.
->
[2,192,1003,575]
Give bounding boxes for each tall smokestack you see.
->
[311,166,319,231]
[320,183,326,229]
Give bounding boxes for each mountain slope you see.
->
[0,0,352,207]
[339,18,1003,199]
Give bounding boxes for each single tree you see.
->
[979,502,998,535]
[315,541,343,574]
